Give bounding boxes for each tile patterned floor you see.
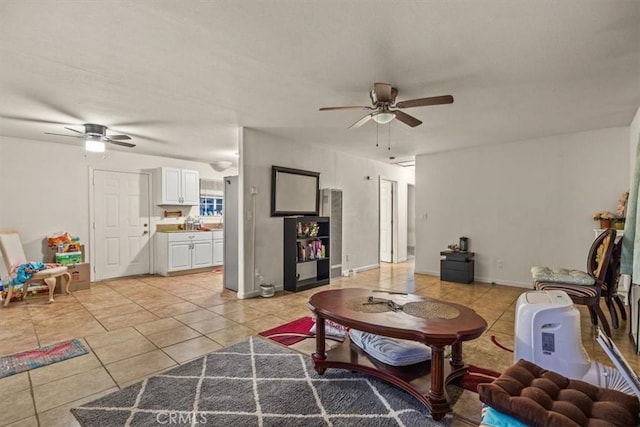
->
[0,263,636,426]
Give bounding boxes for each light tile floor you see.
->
[0,262,636,426]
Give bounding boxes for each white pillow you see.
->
[349,329,431,366]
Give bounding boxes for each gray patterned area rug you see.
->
[72,337,454,426]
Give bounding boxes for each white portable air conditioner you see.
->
[515,290,640,396]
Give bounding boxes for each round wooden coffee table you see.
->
[307,288,487,421]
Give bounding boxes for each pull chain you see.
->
[376,121,379,147]
[388,122,391,151]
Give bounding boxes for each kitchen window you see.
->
[200,197,223,216]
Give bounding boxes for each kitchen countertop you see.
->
[158,229,221,233]
[156,223,223,233]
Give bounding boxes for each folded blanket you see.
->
[309,318,348,338]
[349,329,431,366]
[9,262,47,286]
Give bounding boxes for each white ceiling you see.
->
[1,1,638,165]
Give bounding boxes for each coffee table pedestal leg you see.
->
[450,341,463,368]
[428,345,450,420]
[312,316,327,374]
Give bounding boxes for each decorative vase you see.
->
[599,219,612,229]
[614,221,625,231]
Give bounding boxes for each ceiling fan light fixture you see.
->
[211,160,233,172]
[85,135,105,153]
[372,111,395,124]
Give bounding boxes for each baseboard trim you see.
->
[415,269,531,288]
[354,264,379,273]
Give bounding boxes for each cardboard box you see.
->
[47,244,85,263]
[55,262,91,293]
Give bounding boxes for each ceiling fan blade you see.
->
[374,83,393,103]
[393,110,422,127]
[111,120,167,127]
[107,134,132,140]
[64,126,84,134]
[125,131,169,144]
[0,114,70,125]
[395,95,454,109]
[319,106,371,111]
[349,114,373,129]
[25,94,84,122]
[44,132,83,138]
[107,139,136,148]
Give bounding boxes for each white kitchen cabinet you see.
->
[168,241,192,271]
[192,240,214,268]
[156,231,213,275]
[213,230,224,266]
[156,167,200,205]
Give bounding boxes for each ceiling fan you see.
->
[45,123,136,151]
[320,83,453,129]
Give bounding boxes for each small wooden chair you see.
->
[532,228,617,336]
[0,230,71,306]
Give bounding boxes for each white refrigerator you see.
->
[223,176,238,291]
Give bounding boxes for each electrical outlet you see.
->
[346,254,350,262]
[497,259,503,269]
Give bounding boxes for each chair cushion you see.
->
[32,265,68,278]
[477,359,640,427]
[349,329,431,366]
[531,266,595,285]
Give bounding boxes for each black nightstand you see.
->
[440,251,475,284]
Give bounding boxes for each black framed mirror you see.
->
[271,166,320,217]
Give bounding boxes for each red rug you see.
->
[0,339,89,379]
[258,316,315,346]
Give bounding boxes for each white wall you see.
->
[415,126,630,287]
[0,136,236,277]
[238,128,414,298]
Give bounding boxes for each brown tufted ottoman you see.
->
[477,359,639,427]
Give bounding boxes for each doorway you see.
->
[407,184,415,259]
[91,170,151,281]
[379,178,397,263]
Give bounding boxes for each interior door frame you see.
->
[89,167,154,281]
[379,176,399,264]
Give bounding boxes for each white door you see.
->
[93,170,151,280]
[380,179,393,263]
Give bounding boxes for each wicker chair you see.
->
[532,228,617,337]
